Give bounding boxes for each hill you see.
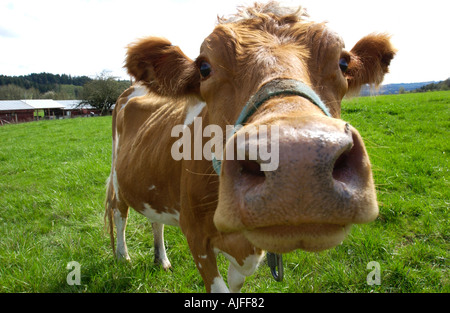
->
[359,81,438,96]
[414,78,450,92]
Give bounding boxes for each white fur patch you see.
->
[127,84,148,102]
[183,102,206,127]
[112,131,120,202]
[142,203,180,226]
[119,84,148,111]
[210,276,229,293]
[152,222,171,269]
[112,168,120,202]
[113,208,130,260]
[214,248,264,276]
[227,263,245,293]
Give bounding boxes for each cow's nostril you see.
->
[332,127,366,186]
[239,160,265,178]
[332,145,353,184]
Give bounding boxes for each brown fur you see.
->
[347,33,397,94]
[125,37,200,97]
[105,1,395,292]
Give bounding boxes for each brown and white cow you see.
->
[105,1,396,292]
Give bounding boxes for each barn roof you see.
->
[0,100,33,111]
[22,99,65,109]
[0,99,93,111]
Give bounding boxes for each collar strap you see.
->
[212,79,330,175]
[235,79,331,126]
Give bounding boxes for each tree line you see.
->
[0,73,92,94]
[413,78,450,92]
[0,72,131,114]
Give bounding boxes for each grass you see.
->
[0,91,448,293]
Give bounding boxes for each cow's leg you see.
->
[113,203,131,261]
[214,234,265,293]
[225,251,265,292]
[196,252,229,293]
[181,219,260,292]
[184,233,229,293]
[105,175,131,262]
[151,222,171,270]
[227,263,246,293]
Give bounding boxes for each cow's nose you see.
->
[220,116,377,229]
[227,120,358,189]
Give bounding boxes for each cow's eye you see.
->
[199,61,212,78]
[339,58,349,73]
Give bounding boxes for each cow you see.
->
[104,1,396,293]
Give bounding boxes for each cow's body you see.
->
[107,87,262,292]
[105,1,396,292]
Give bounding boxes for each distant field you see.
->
[0,91,448,293]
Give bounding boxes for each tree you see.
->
[0,84,40,100]
[81,71,130,115]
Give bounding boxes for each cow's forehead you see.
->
[206,9,345,56]
[200,18,345,69]
[216,3,344,45]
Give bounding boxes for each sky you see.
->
[0,0,449,84]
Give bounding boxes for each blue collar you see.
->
[212,79,331,175]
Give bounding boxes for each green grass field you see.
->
[0,91,448,293]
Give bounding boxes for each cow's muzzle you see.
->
[214,115,378,253]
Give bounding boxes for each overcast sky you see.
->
[0,0,449,84]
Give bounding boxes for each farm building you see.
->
[0,99,100,124]
[0,100,35,124]
[57,100,99,117]
[22,99,65,121]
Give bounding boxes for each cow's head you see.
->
[125,2,396,253]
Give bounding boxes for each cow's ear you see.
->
[125,37,200,97]
[346,33,397,94]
